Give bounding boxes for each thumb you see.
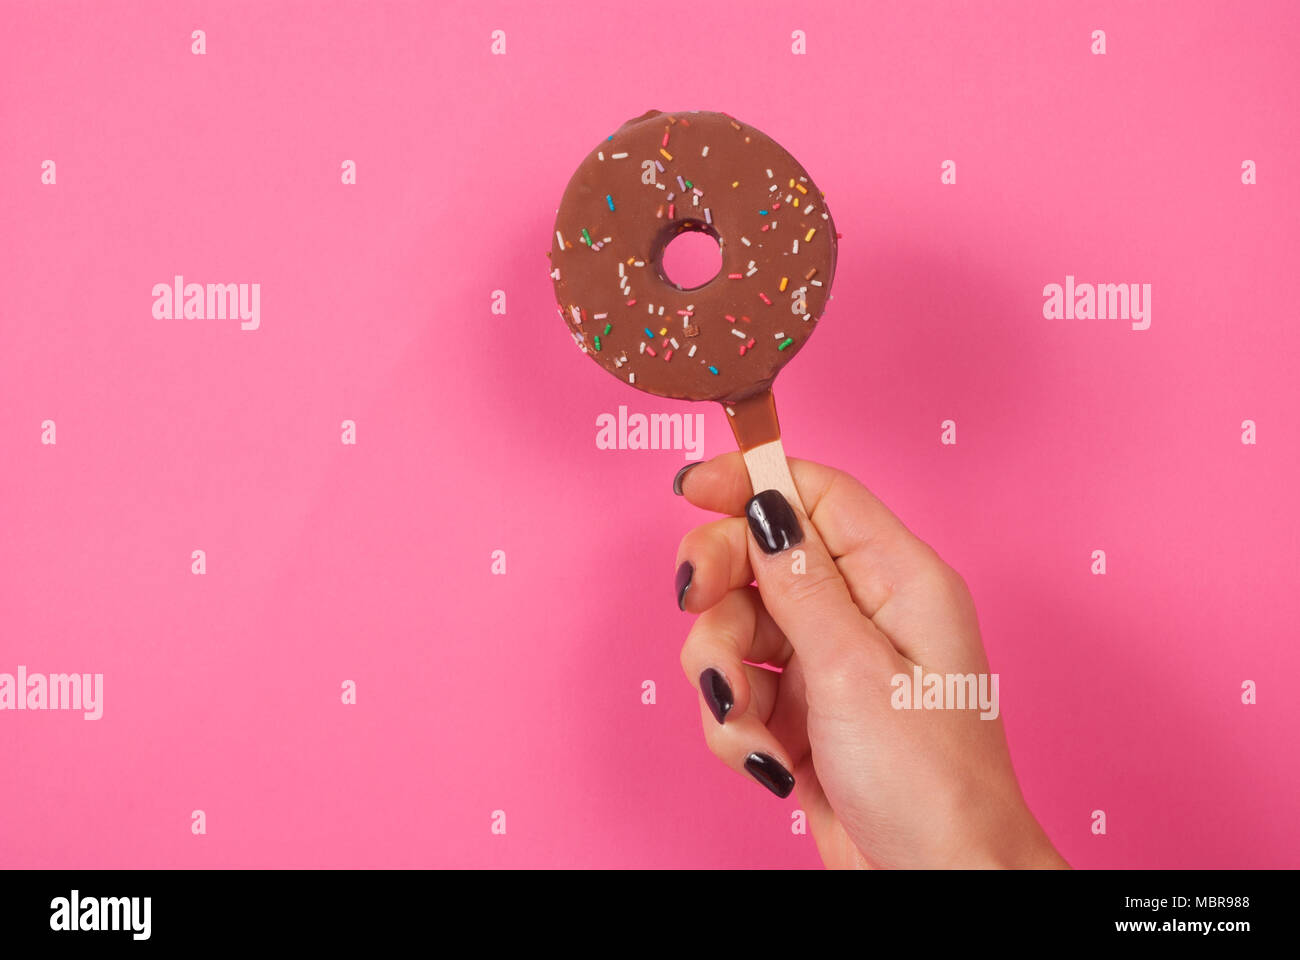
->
[744,488,884,673]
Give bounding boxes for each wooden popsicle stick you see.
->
[740,437,807,514]
[723,387,807,514]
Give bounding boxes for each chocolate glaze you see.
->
[724,387,783,452]
[549,110,837,405]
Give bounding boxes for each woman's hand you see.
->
[674,453,1067,869]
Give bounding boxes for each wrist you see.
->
[978,804,1069,870]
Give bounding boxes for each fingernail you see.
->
[699,668,733,724]
[673,461,702,496]
[745,489,804,555]
[675,561,694,611]
[744,753,795,798]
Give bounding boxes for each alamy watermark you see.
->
[891,665,1000,720]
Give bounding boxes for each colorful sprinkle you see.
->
[606,194,615,211]
[594,336,602,351]
[660,148,673,161]
[581,227,592,245]
[779,277,789,292]
[778,338,794,350]
[644,327,655,338]
[759,292,772,305]
[603,323,612,335]
[708,365,719,375]
[805,228,816,241]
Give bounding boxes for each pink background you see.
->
[2,0,1298,868]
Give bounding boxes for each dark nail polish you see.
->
[699,668,733,724]
[744,753,795,798]
[745,489,804,554]
[675,561,694,610]
[673,462,702,496]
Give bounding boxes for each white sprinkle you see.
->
[556,230,565,247]
[822,212,828,219]
[656,182,665,190]
[629,372,635,383]
[667,192,675,201]
[746,266,757,277]
[704,208,712,224]
[792,239,799,254]
[769,184,778,192]
[774,331,785,339]
[766,168,773,178]
[639,341,646,354]
[670,338,679,349]
[799,175,808,182]
[725,406,735,417]
[811,279,823,286]
[658,305,665,315]
[730,328,746,339]
[702,145,710,157]
[804,204,815,215]
[611,152,628,159]
[688,344,697,357]
[633,260,645,266]
[598,151,604,161]
[785,194,793,203]
[648,303,654,314]
[747,260,755,269]
[741,236,751,246]
[618,262,625,276]
[692,187,703,196]
[603,237,611,242]
[692,194,699,206]
[594,313,607,320]
[550,268,560,280]
[570,306,582,324]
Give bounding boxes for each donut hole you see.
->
[658,223,723,291]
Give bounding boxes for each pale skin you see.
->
[675,452,1069,869]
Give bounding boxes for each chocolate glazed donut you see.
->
[548,109,837,411]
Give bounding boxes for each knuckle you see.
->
[933,562,975,612]
[808,641,881,702]
[780,563,846,608]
